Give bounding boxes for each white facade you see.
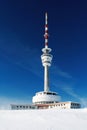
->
[11,101,81,110]
[49,102,81,109]
[32,91,60,104]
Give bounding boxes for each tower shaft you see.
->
[44,65,49,92]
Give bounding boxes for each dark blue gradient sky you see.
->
[0,0,87,107]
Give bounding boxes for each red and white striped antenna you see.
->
[44,12,49,48]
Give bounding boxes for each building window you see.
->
[26,106,28,109]
[23,106,25,109]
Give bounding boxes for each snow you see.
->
[0,108,87,130]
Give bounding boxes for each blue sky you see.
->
[0,0,87,108]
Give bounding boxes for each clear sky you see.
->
[0,0,87,108]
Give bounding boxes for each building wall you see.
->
[11,102,81,110]
[11,104,37,110]
[49,102,81,109]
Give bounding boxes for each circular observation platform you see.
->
[32,91,61,104]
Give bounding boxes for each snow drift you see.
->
[0,108,87,130]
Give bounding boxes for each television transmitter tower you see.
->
[32,13,60,104]
[41,12,52,92]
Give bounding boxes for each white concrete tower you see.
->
[32,13,60,104]
[41,12,52,92]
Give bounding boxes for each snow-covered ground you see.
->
[0,108,87,130]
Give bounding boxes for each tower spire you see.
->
[44,12,49,48]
